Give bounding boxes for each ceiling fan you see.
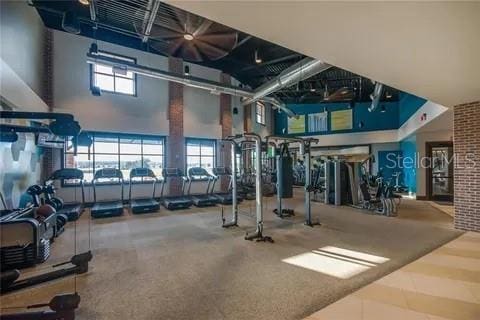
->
[134,10,238,62]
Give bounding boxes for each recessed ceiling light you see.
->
[254,50,262,64]
[380,105,387,113]
[183,33,194,41]
[310,88,316,92]
[79,0,90,5]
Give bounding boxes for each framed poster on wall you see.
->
[308,112,328,132]
[331,109,353,131]
[288,115,305,134]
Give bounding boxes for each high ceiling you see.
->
[168,1,480,108]
[32,0,400,103]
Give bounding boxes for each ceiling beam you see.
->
[142,0,161,43]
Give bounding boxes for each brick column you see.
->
[219,73,233,191]
[167,57,185,195]
[453,101,480,232]
[243,103,253,170]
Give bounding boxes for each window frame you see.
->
[184,138,217,176]
[90,50,138,97]
[255,101,266,125]
[62,132,166,187]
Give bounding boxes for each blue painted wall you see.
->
[377,150,403,184]
[275,101,399,136]
[400,135,417,194]
[398,93,427,126]
[275,93,427,136]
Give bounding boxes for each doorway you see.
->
[426,142,454,202]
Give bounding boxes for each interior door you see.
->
[427,142,454,202]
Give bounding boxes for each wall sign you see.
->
[288,115,305,134]
[308,112,328,132]
[331,109,353,131]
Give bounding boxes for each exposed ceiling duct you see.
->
[241,57,331,106]
[368,82,384,112]
[86,50,296,117]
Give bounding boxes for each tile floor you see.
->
[305,232,480,320]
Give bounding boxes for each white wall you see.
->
[53,31,170,135]
[0,1,46,100]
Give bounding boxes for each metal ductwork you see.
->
[241,57,331,106]
[86,52,297,117]
[368,82,384,112]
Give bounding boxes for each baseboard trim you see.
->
[416,196,428,200]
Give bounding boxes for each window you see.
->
[185,138,216,173]
[256,101,266,125]
[64,132,165,185]
[91,51,136,96]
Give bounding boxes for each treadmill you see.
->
[160,168,193,210]
[129,168,160,214]
[45,168,85,221]
[210,167,243,205]
[91,168,124,218]
[187,167,218,207]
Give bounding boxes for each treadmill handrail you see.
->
[186,167,214,196]
[45,169,85,205]
[92,168,124,203]
[128,168,158,202]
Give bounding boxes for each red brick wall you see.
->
[454,101,480,232]
[167,57,185,195]
[219,73,232,191]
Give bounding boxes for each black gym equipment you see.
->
[128,168,160,214]
[187,167,218,207]
[91,168,124,219]
[44,169,85,221]
[0,111,83,155]
[159,168,193,210]
[210,167,243,205]
[1,251,92,294]
[0,292,80,320]
[0,206,55,271]
[272,142,295,218]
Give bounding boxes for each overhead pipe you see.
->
[368,82,384,112]
[241,57,331,106]
[86,52,297,117]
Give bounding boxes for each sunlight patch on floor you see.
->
[282,246,390,279]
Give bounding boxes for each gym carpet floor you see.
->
[0,194,462,320]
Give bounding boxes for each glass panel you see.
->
[65,153,94,183]
[94,137,118,154]
[201,156,215,172]
[120,154,142,180]
[95,73,114,91]
[186,156,201,169]
[143,155,164,178]
[115,77,134,95]
[432,177,453,196]
[143,141,163,155]
[94,154,119,171]
[432,147,451,177]
[201,144,214,156]
[187,144,201,156]
[120,139,141,154]
[94,64,113,75]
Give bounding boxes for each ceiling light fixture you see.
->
[184,65,190,75]
[386,91,392,99]
[254,50,262,64]
[79,0,90,5]
[380,105,387,113]
[183,33,194,41]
